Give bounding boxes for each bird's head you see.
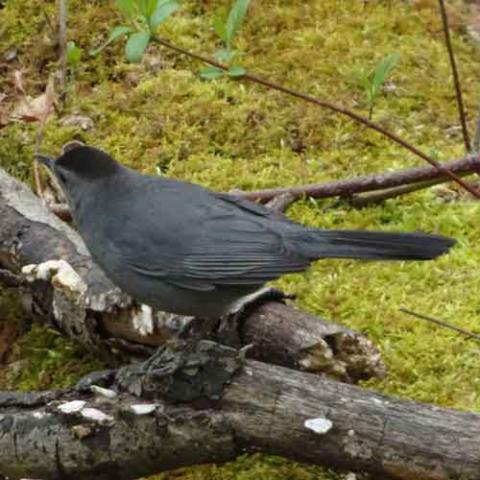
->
[36,145,122,205]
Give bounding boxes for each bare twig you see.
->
[151,36,480,198]
[49,202,71,221]
[400,307,480,342]
[33,114,48,199]
[33,78,56,199]
[265,192,296,212]
[473,105,480,153]
[348,176,462,208]
[243,153,480,203]
[438,0,471,152]
[58,0,67,106]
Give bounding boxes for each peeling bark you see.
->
[0,167,385,381]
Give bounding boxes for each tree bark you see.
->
[1,358,479,480]
[0,166,385,381]
[2,167,479,480]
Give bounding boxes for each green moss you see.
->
[1,0,480,478]
[146,454,340,480]
[1,322,105,390]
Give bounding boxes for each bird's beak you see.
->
[35,155,55,170]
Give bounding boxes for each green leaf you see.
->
[150,0,179,30]
[139,0,157,19]
[199,66,225,79]
[66,41,82,66]
[371,53,400,98]
[89,25,132,56]
[214,14,226,42]
[225,0,250,47]
[227,65,245,77]
[117,0,135,18]
[125,31,151,62]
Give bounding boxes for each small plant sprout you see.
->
[200,0,251,79]
[65,41,82,104]
[361,52,400,120]
[66,41,82,69]
[90,0,180,62]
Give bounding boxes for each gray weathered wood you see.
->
[1,359,479,480]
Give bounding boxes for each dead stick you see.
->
[58,0,67,106]
[348,174,467,208]
[243,153,480,203]
[151,36,480,198]
[400,307,480,342]
[473,105,480,153]
[438,0,471,152]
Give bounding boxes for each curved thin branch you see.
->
[242,153,480,203]
[438,0,471,152]
[151,36,480,198]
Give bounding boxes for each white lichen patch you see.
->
[129,404,159,415]
[304,417,333,434]
[91,385,117,399]
[32,411,49,419]
[81,407,114,424]
[132,304,154,335]
[22,260,87,298]
[58,400,87,414]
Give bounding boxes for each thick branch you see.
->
[1,358,479,480]
[0,167,384,381]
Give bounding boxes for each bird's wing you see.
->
[114,191,309,291]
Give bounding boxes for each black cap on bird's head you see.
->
[35,145,123,211]
[36,145,121,180]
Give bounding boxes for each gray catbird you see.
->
[37,146,455,318]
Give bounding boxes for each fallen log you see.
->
[0,355,479,480]
[0,166,385,382]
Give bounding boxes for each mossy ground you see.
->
[1,0,480,478]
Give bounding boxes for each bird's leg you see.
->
[216,287,295,347]
[177,316,220,340]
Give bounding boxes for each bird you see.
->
[36,145,455,319]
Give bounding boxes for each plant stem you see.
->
[400,307,480,342]
[473,105,480,153]
[438,0,471,152]
[58,0,67,107]
[348,176,461,208]
[151,36,480,198]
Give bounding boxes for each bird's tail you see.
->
[289,229,455,261]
